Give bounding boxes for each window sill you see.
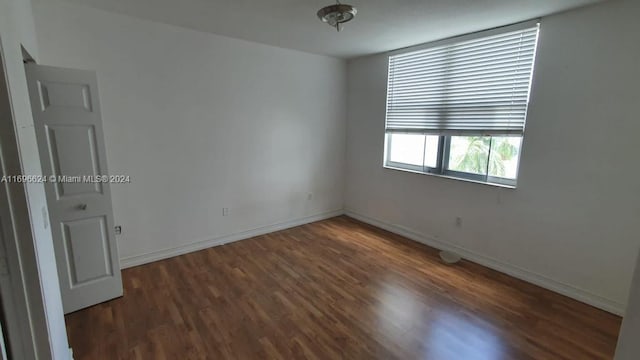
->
[383,165,517,189]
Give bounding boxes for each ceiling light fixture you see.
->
[317,0,357,32]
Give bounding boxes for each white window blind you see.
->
[385,23,540,135]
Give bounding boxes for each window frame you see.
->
[384,134,519,188]
[383,20,539,188]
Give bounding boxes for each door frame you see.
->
[0,36,56,360]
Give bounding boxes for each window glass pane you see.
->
[424,135,440,168]
[388,134,425,167]
[488,136,522,180]
[447,136,491,175]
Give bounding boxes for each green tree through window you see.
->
[450,137,518,177]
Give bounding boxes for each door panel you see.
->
[26,64,122,313]
[62,216,112,286]
[39,81,93,112]
[45,124,103,197]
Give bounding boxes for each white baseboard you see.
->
[119,207,624,315]
[345,209,625,316]
[119,209,345,269]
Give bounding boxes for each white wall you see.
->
[616,249,640,359]
[345,0,640,314]
[0,0,69,358]
[32,0,347,265]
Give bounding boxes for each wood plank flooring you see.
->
[65,216,622,359]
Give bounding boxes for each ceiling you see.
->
[60,0,602,58]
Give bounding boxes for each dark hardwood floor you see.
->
[66,216,622,359]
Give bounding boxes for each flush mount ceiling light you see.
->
[317,0,357,32]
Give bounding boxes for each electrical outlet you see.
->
[114,226,122,235]
[223,207,229,216]
[455,217,462,228]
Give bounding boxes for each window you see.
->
[383,22,540,187]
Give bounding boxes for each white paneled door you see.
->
[25,64,122,314]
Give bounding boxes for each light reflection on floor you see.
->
[425,311,505,360]
[375,279,508,360]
